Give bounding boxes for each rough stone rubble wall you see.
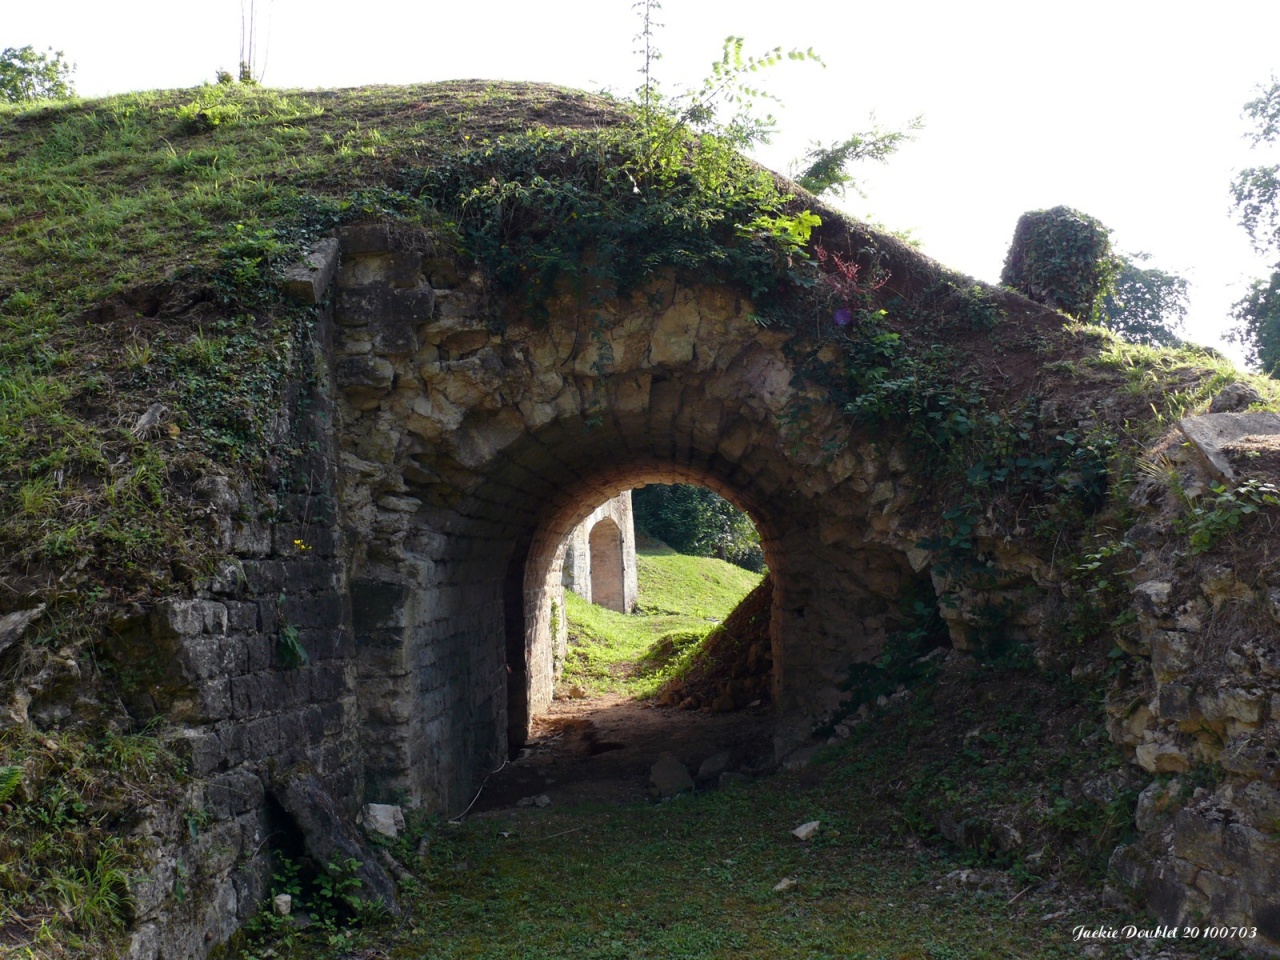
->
[113,315,365,960]
[1104,421,1280,952]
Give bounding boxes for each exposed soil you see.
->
[468,694,775,814]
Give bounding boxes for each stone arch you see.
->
[328,225,1013,808]
[560,492,638,612]
[498,457,792,751]
[587,518,626,612]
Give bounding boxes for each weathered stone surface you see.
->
[1178,412,1280,480]
[337,355,394,392]
[791,820,820,841]
[360,803,405,838]
[0,604,44,656]
[1135,739,1191,773]
[335,285,434,342]
[1135,779,1184,832]
[1150,631,1196,682]
[1160,684,1202,727]
[696,752,730,782]
[339,223,393,255]
[1210,382,1264,413]
[650,753,694,798]
[273,770,400,916]
[283,238,340,304]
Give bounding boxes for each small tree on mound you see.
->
[1000,205,1119,322]
[0,46,74,102]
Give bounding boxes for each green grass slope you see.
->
[560,547,762,697]
[0,81,624,631]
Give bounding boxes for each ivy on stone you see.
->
[1000,206,1119,323]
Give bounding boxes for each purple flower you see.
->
[832,307,853,328]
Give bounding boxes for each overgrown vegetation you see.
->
[1000,205,1119,322]
[1101,252,1189,347]
[0,45,75,103]
[1180,478,1280,554]
[235,854,385,960]
[0,724,185,957]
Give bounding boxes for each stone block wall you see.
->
[561,491,639,614]
[321,224,940,780]
[110,316,368,960]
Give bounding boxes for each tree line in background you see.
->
[633,484,766,573]
[1230,78,1280,376]
[999,75,1280,374]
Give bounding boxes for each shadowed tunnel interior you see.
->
[330,236,960,810]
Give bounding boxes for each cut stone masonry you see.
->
[100,223,1280,958]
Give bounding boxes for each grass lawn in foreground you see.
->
[389,742,1119,960]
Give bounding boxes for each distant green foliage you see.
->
[1000,205,1119,322]
[1101,253,1188,347]
[793,117,923,198]
[0,46,74,102]
[1232,77,1280,256]
[1231,77,1280,375]
[1230,270,1280,376]
[633,484,764,571]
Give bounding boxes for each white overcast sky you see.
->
[9,0,1280,363]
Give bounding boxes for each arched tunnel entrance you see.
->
[586,518,626,613]
[330,232,989,813]
[503,463,787,755]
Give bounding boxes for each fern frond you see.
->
[0,765,23,804]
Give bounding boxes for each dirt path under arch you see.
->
[468,694,776,814]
